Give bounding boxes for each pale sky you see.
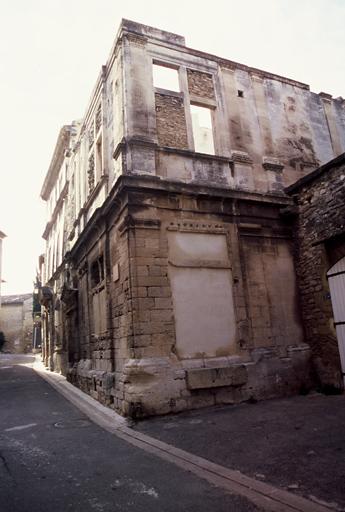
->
[0,0,344,295]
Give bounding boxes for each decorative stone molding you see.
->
[319,92,333,102]
[167,221,226,234]
[262,156,284,172]
[123,33,147,47]
[230,150,253,164]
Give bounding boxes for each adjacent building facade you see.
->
[286,153,345,391]
[39,20,345,417]
[0,294,33,353]
[0,230,6,306]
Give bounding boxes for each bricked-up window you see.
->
[153,63,179,92]
[190,104,215,155]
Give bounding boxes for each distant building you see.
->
[0,294,33,353]
[39,20,345,417]
[0,230,6,306]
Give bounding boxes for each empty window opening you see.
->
[229,161,235,178]
[153,64,179,92]
[237,90,244,98]
[96,138,102,179]
[91,255,105,288]
[190,104,215,155]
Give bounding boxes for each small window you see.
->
[91,255,104,288]
[237,90,244,98]
[190,104,215,155]
[153,64,179,92]
[96,138,102,179]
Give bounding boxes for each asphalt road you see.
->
[135,392,345,510]
[0,354,262,512]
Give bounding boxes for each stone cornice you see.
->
[68,174,292,262]
[42,181,69,240]
[41,126,72,201]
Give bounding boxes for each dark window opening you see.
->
[237,90,244,98]
[229,161,235,178]
[91,255,104,288]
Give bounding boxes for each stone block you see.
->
[154,298,173,309]
[148,286,171,297]
[186,365,247,390]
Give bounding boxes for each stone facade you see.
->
[39,20,345,417]
[0,231,6,306]
[286,153,345,392]
[0,294,33,353]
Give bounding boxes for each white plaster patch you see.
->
[5,423,37,432]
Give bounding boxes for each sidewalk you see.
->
[28,354,345,511]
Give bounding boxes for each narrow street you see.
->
[0,354,262,512]
[1,354,344,512]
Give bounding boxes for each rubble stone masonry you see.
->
[155,93,189,149]
[286,153,345,391]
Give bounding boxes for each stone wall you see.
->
[0,295,33,353]
[286,153,345,391]
[59,177,312,418]
[40,20,345,417]
[119,20,345,193]
[117,179,312,417]
[187,69,215,99]
[155,93,189,149]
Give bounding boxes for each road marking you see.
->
[32,361,335,512]
[5,423,37,432]
[0,366,13,369]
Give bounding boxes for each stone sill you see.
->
[158,145,232,164]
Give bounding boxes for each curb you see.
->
[31,360,335,512]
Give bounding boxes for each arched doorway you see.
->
[327,256,345,384]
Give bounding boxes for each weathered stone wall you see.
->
[106,178,312,417]
[118,20,345,194]
[40,20,345,417]
[287,154,345,390]
[54,177,312,418]
[0,295,33,353]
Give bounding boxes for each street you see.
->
[0,354,344,512]
[0,354,262,512]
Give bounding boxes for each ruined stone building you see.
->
[0,294,33,353]
[39,20,345,417]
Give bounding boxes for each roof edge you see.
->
[286,153,345,194]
